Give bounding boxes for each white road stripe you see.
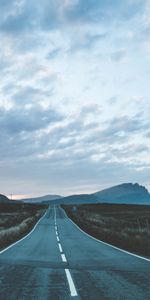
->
[54,206,56,224]
[0,210,48,254]
[61,253,67,262]
[55,206,78,297]
[65,269,78,297]
[58,243,63,253]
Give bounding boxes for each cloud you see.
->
[47,47,62,60]
[0,0,146,35]
[106,115,143,133]
[80,103,102,116]
[0,105,63,134]
[108,96,118,104]
[0,105,149,195]
[110,49,128,62]
[64,0,145,25]
[12,86,54,105]
[69,32,107,52]
[0,0,149,196]
[0,1,31,34]
[0,105,148,167]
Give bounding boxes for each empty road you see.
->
[0,206,150,300]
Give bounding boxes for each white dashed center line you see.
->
[54,206,78,298]
[61,253,67,262]
[65,269,78,297]
[58,243,63,253]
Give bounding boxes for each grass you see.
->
[62,203,150,257]
[0,202,47,250]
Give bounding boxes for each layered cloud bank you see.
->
[0,0,149,196]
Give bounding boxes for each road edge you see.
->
[62,208,150,262]
[0,209,48,254]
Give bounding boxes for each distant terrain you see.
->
[94,183,150,204]
[21,194,62,204]
[63,203,150,257]
[60,183,150,205]
[1,182,150,206]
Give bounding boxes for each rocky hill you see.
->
[0,194,9,203]
[94,183,150,204]
[58,183,150,205]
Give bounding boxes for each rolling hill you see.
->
[94,183,150,204]
[1,182,149,206]
[56,183,150,205]
[0,194,9,203]
[21,194,62,204]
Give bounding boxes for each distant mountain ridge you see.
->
[1,183,150,205]
[58,183,150,205]
[21,194,62,203]
[21,183,150,205]
[93,183,150,204]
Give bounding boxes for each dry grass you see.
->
[63,204,150,257]
[0,203,47,250]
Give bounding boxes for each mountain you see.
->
[22,194,62,204]
[15,183,150,205]
[57,183,150,205]
[59,194,97,205]
[0,194,9,203]
[93,183,150,205]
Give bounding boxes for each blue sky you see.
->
[0,0,150,198]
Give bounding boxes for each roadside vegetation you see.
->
[62,204,150,257]
[0,202,47,250]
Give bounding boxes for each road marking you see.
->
[63,209,150,263]
[65,269,78,297]
[61,253,67,262]
[54,206,57,224]
[58,243,63,253]
[55,207,78,298]
[0,210,48,255]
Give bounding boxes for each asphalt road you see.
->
[0,206,150,300]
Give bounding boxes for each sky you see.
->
[0,0,150,199]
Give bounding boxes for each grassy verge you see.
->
[62,203,150,257]
[0,202,47,250]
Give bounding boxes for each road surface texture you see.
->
[0,206,150,300]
